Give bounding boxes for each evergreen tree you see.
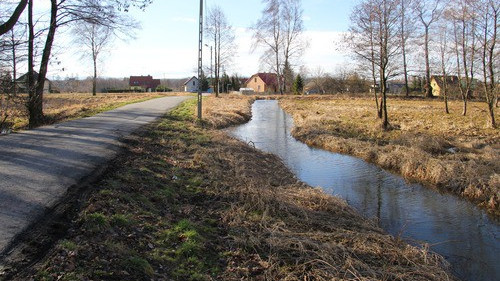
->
[293,74,304,95]
[200,71,209,92]
[221,72,231,93]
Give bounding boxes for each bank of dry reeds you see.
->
[202,94,255,128]
[200,132,455,280]
[200,96,455,280]
[279,96,499,216]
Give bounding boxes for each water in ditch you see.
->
[229,100,499,281]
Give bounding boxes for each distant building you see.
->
[184,76,199,92]
[245,73,278,93]
[15,72,51,94]
[430,76,459,97]
[387,81,406,94]
[129,75,161,92]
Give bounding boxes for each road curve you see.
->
[0,95,192,254]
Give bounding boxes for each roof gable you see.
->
[129,75,160,88]
[246,73,278,86]
[16,71,50,82]
[184,76,198,85]
[431,75,459,87]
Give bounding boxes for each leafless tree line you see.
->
[0,0,149,128]
[205,5,236,97]
[347,0,498,129]
[252,0,306,94]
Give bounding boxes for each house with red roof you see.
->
[245,73,278,93]
[129,75,161,92]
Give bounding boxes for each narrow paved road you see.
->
[0,96,191,254]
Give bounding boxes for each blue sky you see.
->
[43,0,357,79]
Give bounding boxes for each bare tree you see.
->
[205,5,235,97]
[310,66,326,94]
[0,0,28,36]
[252,0,305,94]
[437,20,452,113]
[414,0,443,98]
[252,0,284,94]
[448,0,477,116]
[25,0,151,127]
[348,0,382,117]
[281,0,305,93]
[400,0,415,96]
[73,22,113,96]
[477,0,498,128]
[349,0,401,129]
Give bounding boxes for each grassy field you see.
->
[4,96,455,281]
[279,95,499,216]
[0,92,187,130]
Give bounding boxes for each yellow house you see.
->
[245,73,278,93]
[430,75,459,96]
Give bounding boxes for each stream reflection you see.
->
[230,100,499,281]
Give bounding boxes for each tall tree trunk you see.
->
[30,0,57,127]
[461,21,470,116]
[27,0,36,128]
[369,28,381,118]
[92,55,97,96]
[402,45,409,97]
[216,28,221,97]
[487,101,496,128]
[11,29,17,96]
[424,25,433,98]
[484,4,497,128]
[380,72,389,130]
[401,0,409,97]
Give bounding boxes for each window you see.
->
[193,81,195,86]
[254,78,257,83]
[258,85,261,91]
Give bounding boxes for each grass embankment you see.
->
[1,92,181,130]
[7,97,455,281]
[280,95,499,216]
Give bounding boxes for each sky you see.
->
[39,0,358,80]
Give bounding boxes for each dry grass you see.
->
[279,95,499,216]
[0,92,182,130]
[201,133,455,280]
[9,98,456,280]
[201,94,255,128]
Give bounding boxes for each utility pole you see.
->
[197,0,203,119]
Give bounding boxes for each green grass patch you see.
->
[83,212,109,232]
[122,256,154,278]
[152,219,219,280]
[110,214,133,227]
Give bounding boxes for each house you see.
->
[304,81,325,95]
[184,76,199,92]
[129,75,161,92]
[245,73,278,93]
[430,75,459,96]
[15,72,51,94]
[387,81,406,94]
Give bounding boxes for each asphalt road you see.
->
[0,95,191,254]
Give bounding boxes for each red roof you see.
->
[246,73,278,87]
[129,75,161,89]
